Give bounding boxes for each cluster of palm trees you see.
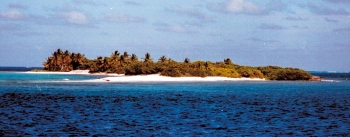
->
[42,49,251,77]
[43,49,86,71]
[43,49,167,73]
[42,49,312,80]
[88,50,156,73]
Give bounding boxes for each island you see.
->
[37,49,313,81]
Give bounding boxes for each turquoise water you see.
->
[1,71,350,136]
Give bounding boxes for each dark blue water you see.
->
[0,67,43,72]
[0,70,350,136]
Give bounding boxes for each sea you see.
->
[0,67,349,136]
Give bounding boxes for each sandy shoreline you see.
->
[24,70,126,76]
[24,70,91,75]
[24,70,265,82]
[100,74,265,82]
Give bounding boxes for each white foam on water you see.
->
[321,79,341,82]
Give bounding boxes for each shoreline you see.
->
[24,70,266,82]
[100,74,265,82]
[24,70,125,76]
[24,70,91,75]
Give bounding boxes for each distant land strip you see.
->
[38,49,313,81]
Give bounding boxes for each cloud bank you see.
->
[207,0,260,15]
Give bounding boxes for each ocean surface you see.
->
[0,67,350,136]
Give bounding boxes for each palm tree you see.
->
[158,55,167,63]
[123,52,129,59]
[53,48,65,71]
[102,57,111,72]
[122,52,130,65]
[56,48,63,54]
[96,56,104,72]
[109,51,120,69]
[204,61,210,70]
[54,49,64,70]
[130,53,138,62]
[224,58,232,65]
[44,48,72,71]
[119,55,125,67]
[197,62,202,69]
[61,50,72,71]
[71,53,77,69]
[168,58,174,62]
[71,53,85,70]
[143,52,153,62]
[43,57,54,71]
[52,51,59,71]
[184,58,190,63]
[114,50,120,56]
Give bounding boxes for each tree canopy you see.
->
[42,49,312,81]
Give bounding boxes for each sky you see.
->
[0,0,349,71]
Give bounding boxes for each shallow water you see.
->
[0,72,350,136]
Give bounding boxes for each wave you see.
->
[321,80,336,82]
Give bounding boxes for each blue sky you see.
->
[0,0,349,71]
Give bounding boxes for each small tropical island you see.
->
[37,49,313,81]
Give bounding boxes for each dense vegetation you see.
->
[42,49,312,80]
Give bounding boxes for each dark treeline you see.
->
[42,49,312,80]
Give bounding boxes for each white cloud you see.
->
[208,0,288,15]
[226,0,260,14]
[0,9,25,20]
[61,11,88,24]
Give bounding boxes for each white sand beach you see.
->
[99,74,265,82]
[25,70,126,76]
[25,70,265,82]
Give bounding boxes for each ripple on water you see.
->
[0,91,349,136]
